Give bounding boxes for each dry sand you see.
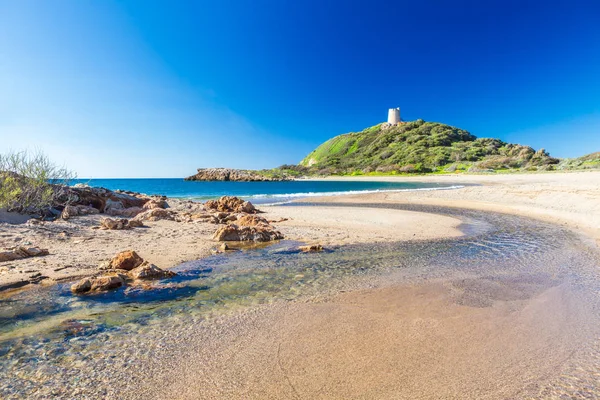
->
[303,170,600,242]
[0,200,461,292]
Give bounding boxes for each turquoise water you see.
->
[71,179,462,203]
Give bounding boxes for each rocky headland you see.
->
[185,168,291,182]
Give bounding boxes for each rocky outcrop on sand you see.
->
[128,262,176,280]
[204,196,257,214]
[0,246,49,262]
[100,218,144,230]
[71,250,176,294]
[185,168,290,182]
[212,213,283,242]
[108,250,144,271]
[132,208,177,222]
[51,185,169,221]
[61,205,99,220]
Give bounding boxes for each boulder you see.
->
[132,208,176,222]
[100,218,130,230]
[213,224,283,242]
[90,275,126,291]
[105,206,143,218]
[236,214,270,227]
[55,186,149,213]
[71,274,126,294]
[61,205,99,220]
[143,199,168,209]
[128,262,176,280]
[204,196,258,214]
[127,219,144,228]
[71,278,92,293]
[0,246,49,262]
[109,250,144,271]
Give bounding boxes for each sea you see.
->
[70,178,463,205]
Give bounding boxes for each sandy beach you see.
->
[0,196,463,292]
[299,171,600,242]
[3,171,598,292]
[2,171,600,399]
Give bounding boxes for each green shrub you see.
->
[0,150,76,214]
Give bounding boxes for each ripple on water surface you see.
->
[1,204,600,399]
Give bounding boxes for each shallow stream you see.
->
[1,203,599,398]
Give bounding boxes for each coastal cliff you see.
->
[185,168,290,182]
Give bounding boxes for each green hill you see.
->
[299,119,559,174]
[557,152,600,170]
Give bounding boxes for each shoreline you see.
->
[1,170,598,293]
[299,170,600,243]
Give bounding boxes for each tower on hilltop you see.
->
[387,107,401,124]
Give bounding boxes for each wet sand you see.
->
[122,203,600,400]
[144,280,593,400]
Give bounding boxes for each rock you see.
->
[100,218,130,230]
[143,199,168,209]
[236,215,270,227]
[108,250,144,271]
[61,205,99,220]
[220,243,229,251]
[185,168,291,182]
[0,246,49,262]
[55,186,149,213]
[90,275,125,291]
[70,274,126,294]
[105,206,143,218]
[213,224,283,242]
[128,262,176,280]
[127,219,144,228]
[132,208,176,222]
[299,244,324,252]
[240,201,256,213]
[71,278,92,293]
[204,196,258,214]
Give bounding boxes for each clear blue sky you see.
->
[1,0,599,178]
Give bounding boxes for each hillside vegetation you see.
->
[557,152,600,170]
[299,119,560,174]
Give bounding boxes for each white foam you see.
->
[250,185,465,206]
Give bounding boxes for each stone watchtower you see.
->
[387,107,401,124]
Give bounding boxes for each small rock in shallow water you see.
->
[128,262,176,280]
[299,244,324,252]
[71,278,92,293]
[71,274,126,294]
